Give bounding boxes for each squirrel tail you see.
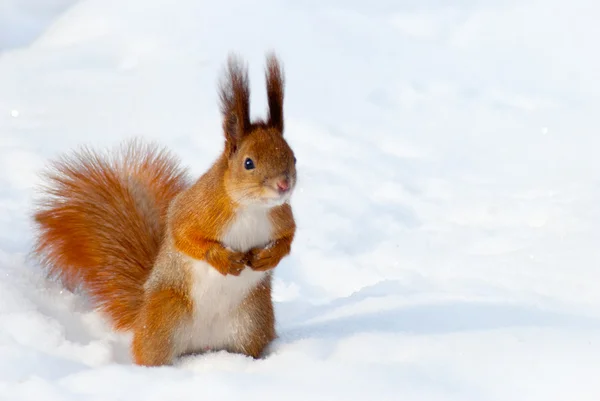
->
[32,139,189,330]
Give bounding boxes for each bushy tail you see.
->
[32,140,189,331]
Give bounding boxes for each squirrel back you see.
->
[33,140,189,330]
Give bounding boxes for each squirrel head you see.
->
[219,53,297,208]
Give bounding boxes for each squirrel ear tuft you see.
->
[265,53,284,133]
[219,54,251,155]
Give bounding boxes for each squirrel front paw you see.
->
[206,245,247,276]
[227,250,247,276]
[246,247,280,271]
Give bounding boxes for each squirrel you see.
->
[32,53,297,366]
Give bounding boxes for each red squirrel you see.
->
[32,53,297,366]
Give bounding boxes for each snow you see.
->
[1,0,600,399]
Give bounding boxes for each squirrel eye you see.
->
[293,156,297,164]
[244,158,255,170]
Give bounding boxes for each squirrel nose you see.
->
[276,179,290,192]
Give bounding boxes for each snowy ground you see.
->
[1,0,600,399]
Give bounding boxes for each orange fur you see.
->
[33,140,189,330]
[132,287,193,366]
[170,156,236,266]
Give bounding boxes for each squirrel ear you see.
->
[219,54,251,155]
[265,53,284,133]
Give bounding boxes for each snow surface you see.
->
[1,0,600,399]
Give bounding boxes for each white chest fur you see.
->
[221,204,273,252]
[177,205,274,354]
